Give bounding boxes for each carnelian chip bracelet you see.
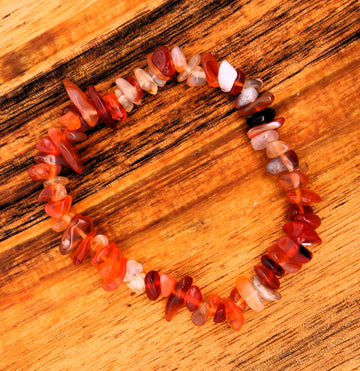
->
[28,45,322,331]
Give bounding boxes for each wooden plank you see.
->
[1,0,360,369]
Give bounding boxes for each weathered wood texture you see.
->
[1,0,360,369]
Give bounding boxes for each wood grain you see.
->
[1,0,360,369]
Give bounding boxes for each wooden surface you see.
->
[1,0,360,369]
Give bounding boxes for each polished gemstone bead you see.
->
[65,130,87,143]
[28,163,61,181]
[48,127,83,173]
[246,108,276,127]
[229,287,247,311]
[267,244,302,273]
[235,87,259,108]
[177,276,193,294]
[185,285,203,312]
[187,66,207,87]
[44,176,69,187]
[52,213,73,232]
[62,78,98,127]
[278,171,309,192]
[239,92,274,117]
[127,272,146,293]
[72,230,96,265]
[126,76,144,100]
[60,214,93,255]
[261,254,285,277]
[51,219,72,233]
[251,130,279,150]
[38,184,67,203]
[123,260,143,283]
[229,69,245,95]
[51,212,74,232]
[151,46,176,77]
[201,52,219,87]
[90,243,127,291]
[244,78,263,90]
[177,54,201,82]
[277,230,310,256]
[59,111,81,131]
[115,77,141,105]
[286,189,322,205]
[89,234,109,257]
[165,294,180,321]
[254,264,280,289]
[103,94,127,121]
[235,276,264,312]
[165,276,193,321]
[218,60,237,92]
[207,294,222,317]
[160,273,177,297]
[191,300,209,326]
[90,243,113,265]
[294,213,321,229]
[36,136,61,155]
[34,152,68,166]
[94,234,109,247]
[171,46,187,73]
[223,299,245,331]
[148,72,165,87]
[247,117,285,139]
[144,271,161,300]
[103,257,128,291]
[252,276,281,301]
[134,68,158,95]
[91,243,119,272]
[213,302,226,323]
[54,215,75,234]
[266,150,299,174]
[62,105,91,132]
[87,85,116,128]
[45,195,72,219]
[165,294,183,321]
[299,245,313,261]
[147,69,167,87]
[283,221,322,245]
[279,239,311,262]
[114,90,133,112]
[287,204,313,220]
[266,140,292,158]
[147,54,170,81]
[229,287,241,302]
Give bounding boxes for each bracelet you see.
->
[27,44,322,331]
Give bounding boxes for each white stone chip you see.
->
[218,60,237,92]
[127,273,146,294]
[235,87,259,108]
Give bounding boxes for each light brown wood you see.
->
[1,0,360,369]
